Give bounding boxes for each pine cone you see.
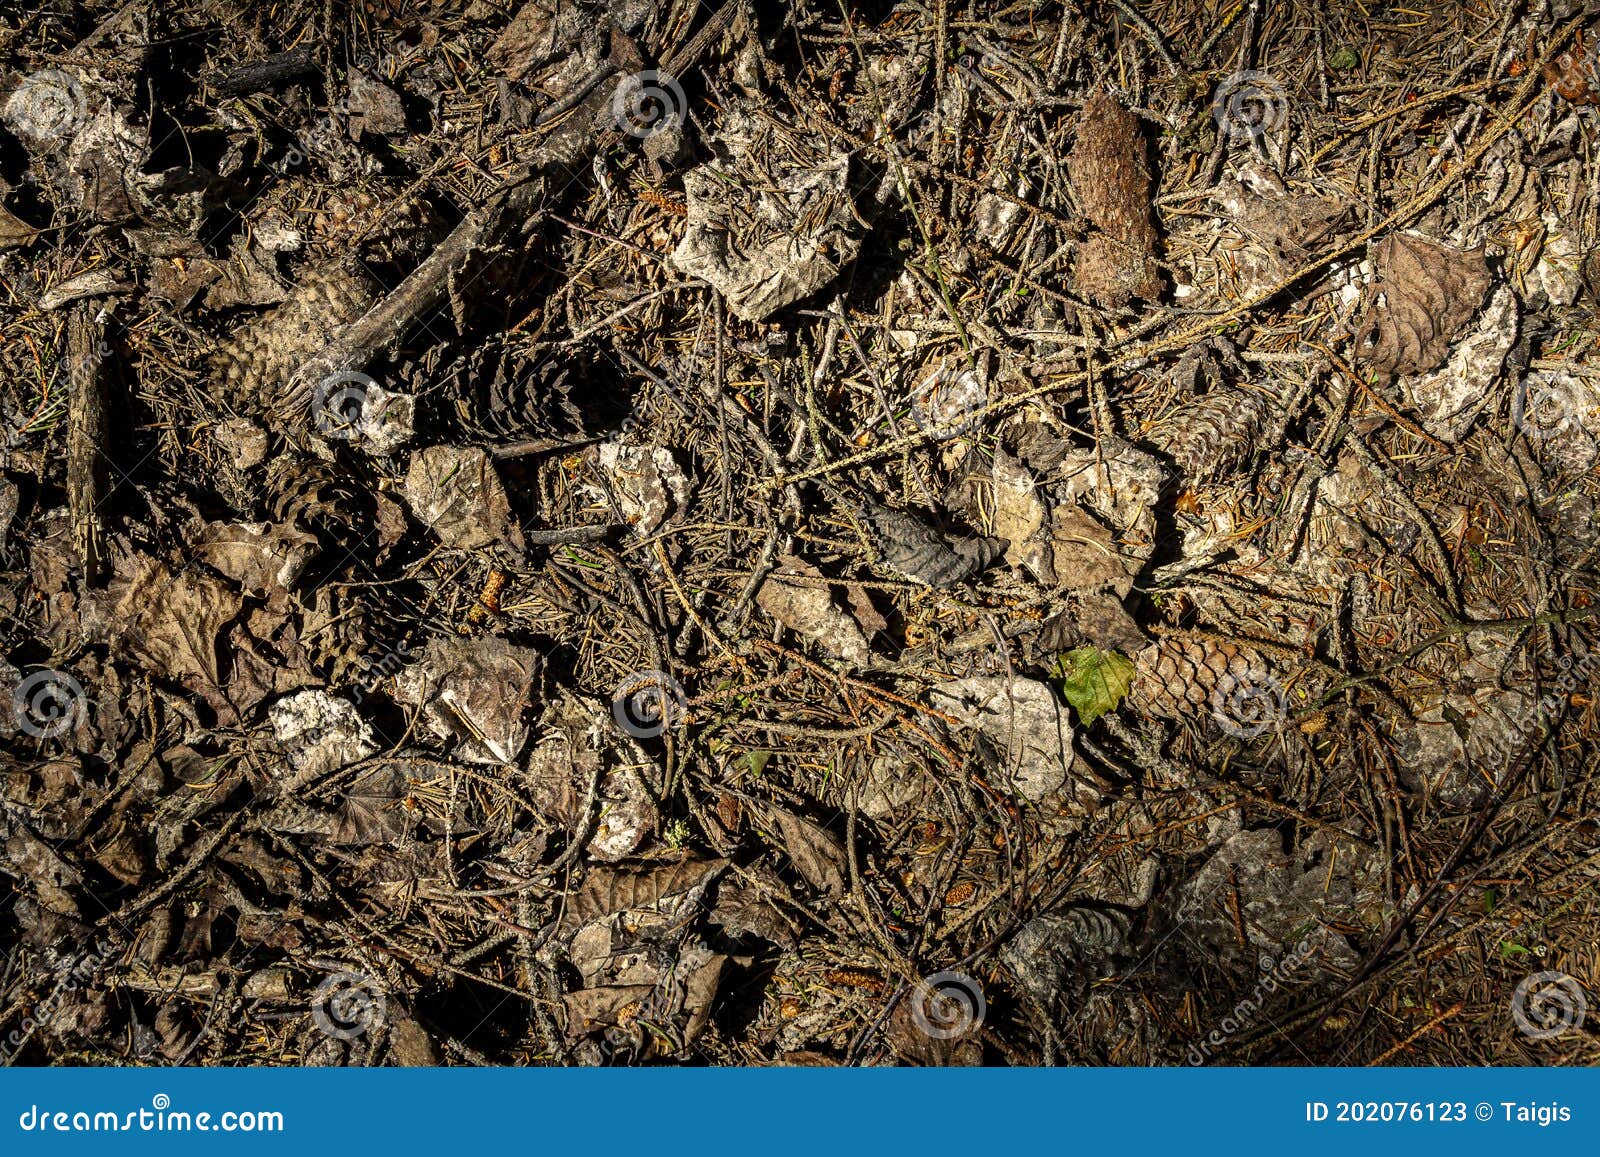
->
[1150,387,1268,482]
[211,258,380,414]
[1130,637,1282,732]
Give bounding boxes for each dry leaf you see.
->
[394,636,539,765]
[562,857,728,931]
[1356,233,1492,380]
[404,446,523,553]
[762,806,847,895]
[861,503,1004,587]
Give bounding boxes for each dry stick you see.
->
[771,64,1548,493]
[66,304,111,587]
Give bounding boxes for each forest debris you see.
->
[195,521,317,598]
[1355,234,1492,380]
[394,636,540,765]
[928,676,1085,805]
[1130,637,1290,736]
[404,446,524,553]
[1396,284,1518,442]
[562,857,727,935]
[595,443,688,537]
[1051,440,1161,593]
[756,559,872,666]
[89,552,242,694]
[211,260,380,414]
[671,152,863,321]
[1067,92,1162,308]
[0,203,37,248]
[1149,386,1272,482]
[39,269,132,311]
[1170,828,1376,974]
[268,691,378,781]
[347,69,407,138]
[860,503,1004,587]
[1003,907,1133,1008]
[527,691,657,860]
[760,806,847,895]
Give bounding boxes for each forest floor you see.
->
[2,0,1599,1066]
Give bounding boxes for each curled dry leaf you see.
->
[672,153,862,322]
[860,503,1004,587]
[1355,233,1492,380]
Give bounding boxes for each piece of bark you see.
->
[1066,93,1162,309]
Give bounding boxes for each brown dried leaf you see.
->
[757,558,871,666]
[762,806,847,895]
[1356,234,1492,380]
[563,857,728,931]
[404,446,524,553]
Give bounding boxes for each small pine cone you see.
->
[1149,386,1268,482]
[1129,637,1281,732]
[211,258,380,415]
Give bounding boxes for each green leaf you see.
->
[1052,647,1135,726]
[743,750,770,779]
